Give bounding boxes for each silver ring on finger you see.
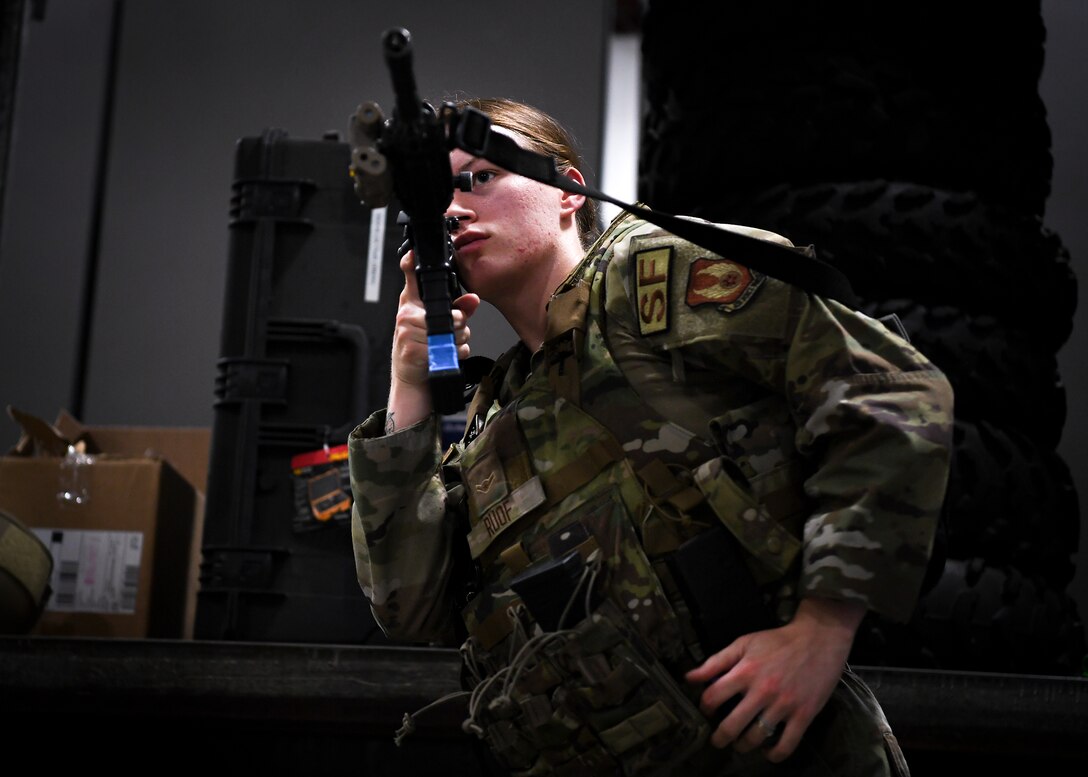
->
[755,715,780,743]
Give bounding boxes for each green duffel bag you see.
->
[0,509,53,634]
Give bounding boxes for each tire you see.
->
[942,418,1079,588]
[860,298,1067,450]
[692,181,1077,351]
[852,559,1087,676]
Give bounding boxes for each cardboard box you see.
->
[0,408,210,639]
[49,410,211,637]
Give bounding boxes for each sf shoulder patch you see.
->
[634,246,671,335]
[686,257,764,312]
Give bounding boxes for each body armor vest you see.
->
[448,222,804,775]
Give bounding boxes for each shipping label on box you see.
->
[31,528,143,614]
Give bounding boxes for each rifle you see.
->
[347,28,472,415]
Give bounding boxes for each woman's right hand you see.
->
[386,249,480,432]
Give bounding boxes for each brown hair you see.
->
[454,96,601,247]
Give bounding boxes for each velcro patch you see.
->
[467,475,546,559]
[686,258,764,312]
[634,246,671,335]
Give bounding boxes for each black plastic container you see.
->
[195,129,403,644]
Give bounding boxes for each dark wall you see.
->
[0,0,606,430]
[1040,0,1088,632]
[0,0,115,426]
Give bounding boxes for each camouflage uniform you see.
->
[349,212,953,776]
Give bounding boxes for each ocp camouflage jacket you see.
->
[348,211,954,648]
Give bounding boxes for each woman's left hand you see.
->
[684,596,866,763]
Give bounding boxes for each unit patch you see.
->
[686,257,764,312]
[634,246,671,335]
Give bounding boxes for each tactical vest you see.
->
[447,217,808,775]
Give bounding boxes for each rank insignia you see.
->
[686,258,764,312]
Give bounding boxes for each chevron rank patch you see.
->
[686,257,764,312]
[635,246,671,335]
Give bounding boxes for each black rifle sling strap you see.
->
[453,108,858,308]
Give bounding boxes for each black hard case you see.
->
[195,129,403,644]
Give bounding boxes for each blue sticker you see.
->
[427,333,459,373]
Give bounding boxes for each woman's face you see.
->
[445,134,576,302]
